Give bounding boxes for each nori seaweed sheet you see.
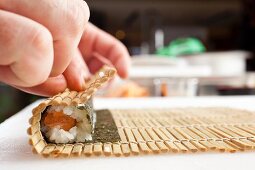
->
[92,109,121,143]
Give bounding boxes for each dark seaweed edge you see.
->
[92,109,121,143]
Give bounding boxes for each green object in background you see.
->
[156,37,206,57]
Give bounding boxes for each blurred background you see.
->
[1,0,255,122]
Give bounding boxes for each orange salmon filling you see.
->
[44,111,76,131]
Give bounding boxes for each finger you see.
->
[0,10,53,87]
[0,0,90,76]
[79,23,130,78]
[15,75,67,97]
[87,52,113,74]
[63,49,90,91]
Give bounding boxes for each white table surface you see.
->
[1,96,255,170]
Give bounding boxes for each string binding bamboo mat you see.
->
[27,67,255,157]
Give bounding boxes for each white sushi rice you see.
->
[44,105,93,144]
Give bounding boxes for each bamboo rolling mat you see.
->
[110,108,255,155]
[28,107,255,158]
[27,66,255,157]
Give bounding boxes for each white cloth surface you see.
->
[0,96,255,170]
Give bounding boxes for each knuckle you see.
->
[78,0,90,21]
[29,27,53,55]
[63,0,90,35]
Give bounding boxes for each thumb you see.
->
[15,75,67,97]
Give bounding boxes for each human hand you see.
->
[0,0,130,96]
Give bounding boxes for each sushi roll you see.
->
[28,66,116,152]
[41,99,95,143]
